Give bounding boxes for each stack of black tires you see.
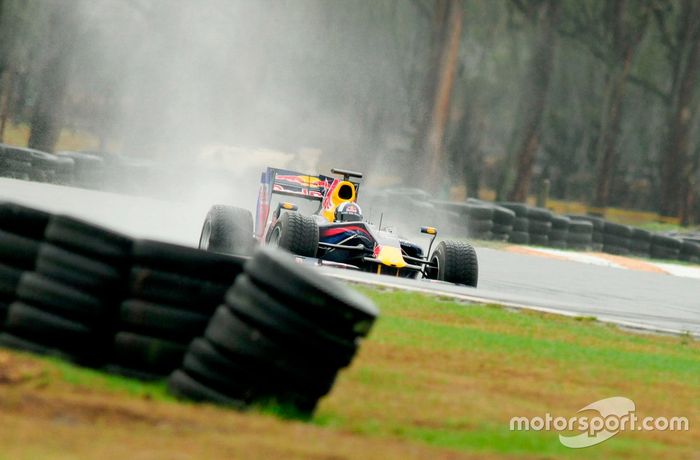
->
[680,238,700,264]
[566,219,594,251]
[0,204,51,332]
[110,240,246,379]
[498,202,529,244]
[526,207,553,246]
[548,215,570,248]
[169,247,378,415]
[568,215,604,251]
[650,234,683,260]
[2,212,131,365]
[601,221,633,255]
[629,228,652,256]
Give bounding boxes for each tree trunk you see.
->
[0,69,11,142]
[504,0,560,202]
[408,0,448,184]
[591,0,648,210]
[423,0,463,193]
[591,52,634,209]
[659,13,700,222]
[27,4,77,153]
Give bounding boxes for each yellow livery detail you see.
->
[376,246,406,268]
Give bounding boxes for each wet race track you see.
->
[2,178,698,337]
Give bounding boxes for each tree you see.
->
[497,0,561,202]
[657,0,700,222]
[27,2,79,152]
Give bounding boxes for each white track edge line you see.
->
[328,272,698,339]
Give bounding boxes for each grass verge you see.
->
[0,287,698,459]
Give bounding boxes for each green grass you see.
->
[1,287,698,459]
[314,288,700,457]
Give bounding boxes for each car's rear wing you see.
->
[255,167,360,239]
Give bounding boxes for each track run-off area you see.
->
[2,178,698,337]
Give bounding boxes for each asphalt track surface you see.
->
[1,178,698,337]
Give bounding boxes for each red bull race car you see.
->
[198,167,478,286]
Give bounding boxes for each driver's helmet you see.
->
[335,202,363,222]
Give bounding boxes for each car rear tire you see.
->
[428,240,478,287]
[199,205,254,256]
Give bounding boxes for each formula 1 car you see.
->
[198,167,478,286]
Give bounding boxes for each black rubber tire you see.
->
[16,272,109,325]
[167,369,246,407]
[509,231,529,244]
[491,206,516,225]
[567,215,605,232]
[181,342,324,412]
[128,267,229,312]
[245,247,378,338]
[132,239,246,284]
[204,306,340,386]
[226,274,357,364]
[526,207,552,221]
[528,220,552,235]
[548,229,568,242]
[45,215,133,265]
[569,220,594,234]
[603,245,630,256]
[119,299,210,343]
[467,218,493,236]
[199,205,255,256]
[35,243,125,296]
[0,202,51,239]
[650,245,680,260]
[0,264,23,301]
[111,331,187,375]
[497,202,528,217]
[567,231,593,243]
[629,242,651,256]
[631,228,652,241]
[603,234,630,249]
[0,230,40,270]
[465,204,494,220]
[180,346,257,402]
[492,224,513,235]
[680,241,700,259]
[568,242,592,251]
[551,215,570,230]
[428,240,478,287]
[548,240,567,249]
[266,212,318,258]
[603,222,632,238]
[651,234,682,250]
[3,302,102,361]
[0,331,77,362]
[529,234,548,246]
[513,217,529,232]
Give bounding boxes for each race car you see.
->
[198,167,478,286]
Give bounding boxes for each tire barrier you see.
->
[566,220,594,251]
[602,221,633,255]
[168,247,378,415]
[568,215,605,251]
[680,239,700,264]
[490,206,516,241]
[108,240,246,379]
[650,234,682,260]
[548,215,570,249]
[0,201,378,415]
[629,228,652,257]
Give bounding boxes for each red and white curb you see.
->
[506,246,700,280]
